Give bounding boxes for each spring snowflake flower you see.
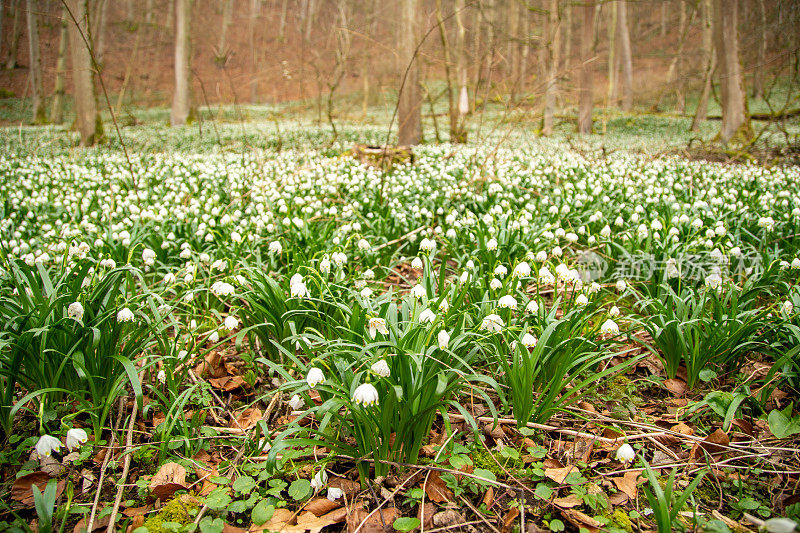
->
[290,280,309,299]
[157,369,167,384]
[223,315,239,330]
[438,330,450,350]
[117,307,135,322]
[311,469,328,491]
[552,246,563,257]
[357,238,371,251]
[609,305,621,318]
[306,368,325,388]
[575,294,589,306]
[792,258,800,269]
[615,280,627,292]
[665,258,680,279]
[498,295,517,309]
[762,519,798,533]
[601,319,620,335]
[288,395,304,410]
[489,278,503,290]
[521,333,537,348]
[363,269,375,280]
[411,284,426,298]
[411,257,423,270]
[208,330,220,343]
[526,300,539,313]
[66,428,88,451]
[332,252,347,266]
[163,272,176,284]
[420,238,436,252]
[269,240,282,254]
[353,383,379,407]
[231,231,243,243]
[783,300,794,315]
[481,314,504,333]
[142,248,156,266]
[319,255,331,274]
[513,262,531,277]
[535,250,548,262]
[35,435,62,457]
[600,225,611,238]
[211,282,235,297]
[705,273,722,291]
[360,287,373,298]
[371,359,391,377]
[486,238,498,251]
[615,443,635,464]
[327,488,344,502]
[539,267,555,285]
[68,302,84,321]
[494,264,508,277]
[368,317,389,339]
[758,216,775,231]
[419,309,436,323]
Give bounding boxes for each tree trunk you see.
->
[713,0,749,143]
[398,0,422,145]
[691,0,713,131]
[26,0,46,123]
[542,0,560,135]
[171,0,193,126]
[435,0,456,140]
[660,0,667,37]
[752,0,766,99]
[126,0,134,22]
[216,0,232,63]
[51,8,68,124]
[145,0,154,24]
[454,0,467,141]
[606,0,618,106]
[578,0,595,135]
[249,0,258,102]
[562,2,571,73]
[93,0,107,67]
[617,0,633,111]
[5,0,22,70]
[278,0,288,42]
[67,0,102,145]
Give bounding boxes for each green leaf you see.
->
[768,404,800,439]
[288,479,312,501]
[393,517,421,532]
[534,484,553,500]
[198,516,225,533]
[549,519,565,532]
[232,475,257,494]
[698,369,717,382]
[204,487,232,511]
[471,468,496,485]
[253,499,276,525]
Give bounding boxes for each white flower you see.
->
[486,238,498,251]
[363,269,375,280]
[320,255,331,274]
[601,319,620,335]
[157,370,166,383]
[535,251,548,262]
[307,368,325,388]
[526,300,539,313]
[420,238,436,252]
[419,309,436,323]
[513,262,531,277]
[438,329,450,350]
[66,428,88,451]
[163,272,176,284]
[360,287,373,298]
[521,333,537,348]
[208,330,220,343]
[498,295,517,309]
[357,238,371,251]
[291,281,309,299]
[494,264,508,277]
[792,258,800,269]
[371,359,391,377]
[231,231,242,243]
[352,383,379,406]
[615,280,626,292]
[411,284,426,298]
[438,299,450,313]
[142,248,156,266]
[763,518,798,533]
[575,294,589,306]
[327,487,344,502]
[615,443,635,464]
[288,394,304,410]
[311,469,328,491]
[481,314,504,333]
[783,300,794,315]
[552,246,563,257]
[223,315,239,330]
[368,317,389,339]
[269,240,282,254]
[609,305,621,318]
[68,301,84,321]
[705,273,722,291]
[211,282,235,297]
[489,278,502,290]
[411,257,423,270]
[35,435,62,457]
[539,267,555,285]
[116,307,134,322]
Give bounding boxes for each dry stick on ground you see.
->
[106,390,141,532]
[372,226,427,252]
[86,398,125,532]
[420,431,457,533]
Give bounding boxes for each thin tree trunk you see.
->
[5,0,22,70]
[542,0,560,135]
[607,0,618,106]
[617,0,633,111]
[579,0,595,134]
[661,0,694,111]
[278,0,288,42]
[171,0,193,126]
[361,0,376,119]
[660,0,667,37]
[563,2,571,73]
[145,0,154,24]
[691,0,713,131]
[482,0,496,110]
[435,0,456,140]
[249,0,258,102]
[216,0,232,62]
[0,2,4,60]
[93,0,107,67]
[67,0,102,145]
[51,8,68,124]
[26,0,46,123]
[753,0,766,99]
[713,0,749,143]
[454,0,468,141]
[126,0,134,22]
[398,0,422,145]
[517,3,529,92]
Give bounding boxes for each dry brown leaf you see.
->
[329,477,361,498]
[553,494,582,508]
[346,506,399,533]
[561,509,603,533]
[433,510,465,528]
[663,378,687,396]
[303,497,341,517]
[73,515,111,533]
[253,508,348,533]
[418,502,435,531]
[612,470,641,500]
[122,505,151,517]
[209,375,247,391]
[149,462,188,500]
[11,472,65,507]
[544,465,578,484]
[699,429,730,455]
[231,407,262,430]
[423,471,454,503]
[503,507,520,533]
[482,486,495,510]
[195,350,226,378]
[125,515,145,533]
[608,491,628,505]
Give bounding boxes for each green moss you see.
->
[142,497,199,532]
[471,447,524,479]
[609,509,633,533]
